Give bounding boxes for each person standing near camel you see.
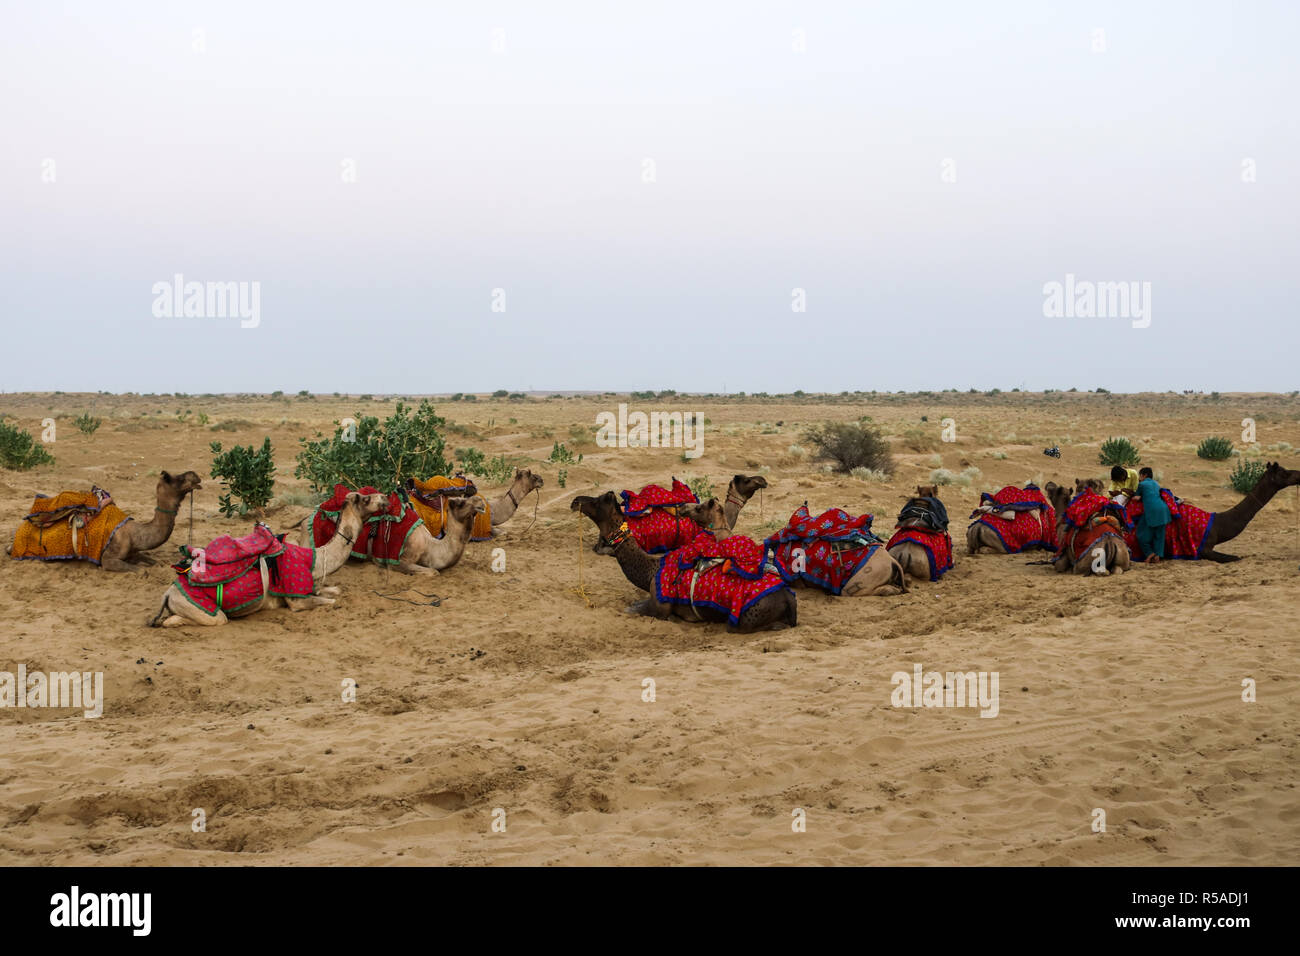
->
[1134,467,1171,564]
[1108,465,1139,504]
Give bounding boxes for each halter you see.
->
[601,521,632,550]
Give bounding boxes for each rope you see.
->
[515,487,540,537]
[372,589,441,607]
[570,519,593,607]
[188,494,193,549]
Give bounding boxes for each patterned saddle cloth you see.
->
[172,523,317,616]
[886,527,954,581]
[10,486,132,564]
[968,484,1058,552]
[1123,488,1214,560]
[406,475,493,541]
[312,484,424,564]
[764,505,884,595]
[622,478,702,553]
[654,532,790,626]
[1057,490,1132,563]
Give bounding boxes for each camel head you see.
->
[1044,481,1070,514]
[158,470,203,503]
[1257,461,1300,493]
[445,495,486,529]
[914,484,939,499]
[728,474,768,503]
[344,491,390,520]
[514,469,545,494]
[679,498,731,538]
[570,491,629,554]
[1074,477,1103,495]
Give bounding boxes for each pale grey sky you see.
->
[3,1,1297,393]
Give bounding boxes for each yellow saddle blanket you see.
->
[11,489,132,564]
[407,476,493,541]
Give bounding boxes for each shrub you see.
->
[73,412,102,436]
[686,475,716,500]
[803,421,894,475]
[1098,436,1141,467]
[1229,459,1266,494]
[0,420,55,470]
[557,468,568,489]
[482,454,521,484]
[850,466,891,483]
[548,442,578,465]
[457,447,486,474]
[1196,436,1234,461]
[492,389,509,398]
[210,437,276,517]
[294,400,449,493]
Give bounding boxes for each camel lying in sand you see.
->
[149,492,389,627]
[887,485,953,583]
[571,492,797,632]
[1045,482,1131,575]
[388,496,486,575]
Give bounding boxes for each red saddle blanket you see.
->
[764,505,883,595]
[622,479,702,553]
[969,485,1058,552]
[1060,518,1129,564]
[886,527,954,581]
[312,484,423,565]
[654,532,789,626]
[172,524,317,616]
[1123,489,1214,560]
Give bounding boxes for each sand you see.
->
[1,391,1297,865]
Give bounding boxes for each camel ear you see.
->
[345,492,360,507]
[570,495,593,514]
[161,470,172,482]
[473,498,487,513]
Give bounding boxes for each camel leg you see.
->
[130,552,158,566]
[1202,549,1240,563]
[149,587,229,627]
[391,560,437,575]
[628,598,674,620]
[318,585,341,596]
[102,555,144,573]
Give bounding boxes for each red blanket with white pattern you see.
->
[969,485,1058,552]
[886,527,954,581]
[622,479,702,553]
[312,484,423,565]
[654,532,789,626]
[764,505,884,594]
[1123,489,1214,560]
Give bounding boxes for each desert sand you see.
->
[1,391,1296,865]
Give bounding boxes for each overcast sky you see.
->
[3,1,1296,394]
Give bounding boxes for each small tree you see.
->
[1196,436,1234,461]
[210,437,276,517]
[0,419,54,470]
[73,412,102,436]
[294,400,450,493]
[803,421,894,475]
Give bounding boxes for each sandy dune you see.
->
[1,392,1296,865]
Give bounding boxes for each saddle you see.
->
[10,487,132,564]
[655,532,789,625]
[1061,514,1127,563]
[406,475,493,541]
[622,479,702,553]
[172,523,317,616]
[764,504,884,594]
[312,484,426,563]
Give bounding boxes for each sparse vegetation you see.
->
[686,475,716,500]
[1229,459,1266,494]
[73,412,102,436]
[294,400,449,493]
[210,437,276,517]
[803,421,894,475]
[1196,436,1234,461]
[1098,436,1142,468]
[0,420,54,470]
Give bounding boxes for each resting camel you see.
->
[485,469,545,527]
[722,474,768,529]
[102,471,204,572]
[389,496,487,575]
[149,492,389,627]
[965,485,1055,556]
[1045,482,1131,575]
[1179,460,1300,562]
[570,492,797,632]
[888,486,949,583]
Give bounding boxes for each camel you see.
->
[387,496,487,575]
[840,545,909,596]
[102,470,204,572]
[149,492,389,627]
[1045,482,1131,575]
[1188,460,1300,562]
[965,485,1056,556]
[570,492,797,632]
[487,469,545,527]
[722,475,768,530]
[888,486,949,583]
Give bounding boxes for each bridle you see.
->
[600,521,632,550]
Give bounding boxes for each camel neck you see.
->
[613,537,658,593]
[1214,478,1280,544]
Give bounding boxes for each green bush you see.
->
[1098,436,1141,467]
[457,447,487,474]
[686,475,716,500]
[803,421,894,475]
[73,412,102,436]
[548,441,578,465]
[294,400,450,493]
[1229,459,1267,494]
[1196,436,1234,461]
[0,420,55,470]
[210,437,276,517]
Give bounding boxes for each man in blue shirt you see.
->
[1135,467,1171,564]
